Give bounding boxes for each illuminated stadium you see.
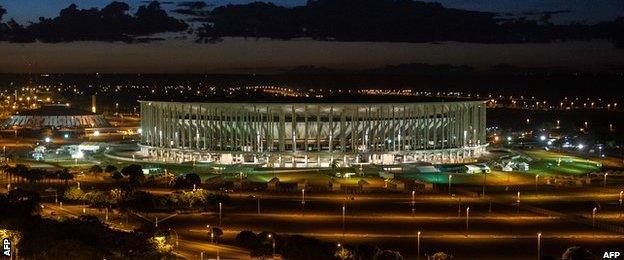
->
[2,104,111,129]
[139,98,487,167]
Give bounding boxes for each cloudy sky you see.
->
[0,0,622,73]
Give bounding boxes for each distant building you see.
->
[516,162,530,171]
[463,164,491,174]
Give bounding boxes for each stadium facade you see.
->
[139,100,487,167]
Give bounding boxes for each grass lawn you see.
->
[521,150,601,176]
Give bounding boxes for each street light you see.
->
[619,190,623,218]
[218,202,222,227]
[517,191,521,214]
[268,234,275,259]
[448,175,453,195]
[592,207,597,236]
[482,171,487,197]
[301,189,306,215]
[417,231,421,260]
[342,203,346,238]
[535,175,539,192]
[207,224,213,243]
[465,207,470,237]
[411,190,416,215]
[603,173,608,187]
[537,233,542,260]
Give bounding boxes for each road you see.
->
[37,185,624,259]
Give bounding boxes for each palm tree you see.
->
[45,171,58,184]
[14,164,29,183]
[58,168,74,186]
[25,169,45,184]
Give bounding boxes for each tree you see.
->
[374,250,404,260]
[121,164,144,186]
[89,165,103,174]
[111,171,123,181]
[186,173,201,187]
[25,169,45,183]
[354,244,381,259]
[173,173,202,189]
[235,230,259,249]
[44,170,58,184]
[562,246,593,260]
[431,252,453,260]
[0,188,42,217]
[335,246,355,260]
[104,165,117,173]
[210,227,223,242]
[12,164,29,183]
[58,168,74,186]
[64,187,86,201]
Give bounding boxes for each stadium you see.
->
[139,98,487,167]
[2,104,111,129]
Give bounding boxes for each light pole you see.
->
[516,191,521,214]
[603,173,608,187]
[465,207,470,237]
[537,233,541,260]
[482,172,486,197]
[268,234,275,259]
[619,190,623,218]
[342,203,346,238]
[207,224,213,243]
[218,202,222,227]
[535,174,539,192]
[411,190,416,215]
[448,175,453,195]
[301,188,306,215]
[417,231,421,260]
[592,207,597,236]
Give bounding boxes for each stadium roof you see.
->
[16,105,96,116]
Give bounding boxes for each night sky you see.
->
[0,0,623,73]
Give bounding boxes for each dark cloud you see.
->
[0,1,187,43]
[140,1,175,5]
[173,1,213,18]
[194,0,623,47]
[177,1,210,9]
[520,10,571,16]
